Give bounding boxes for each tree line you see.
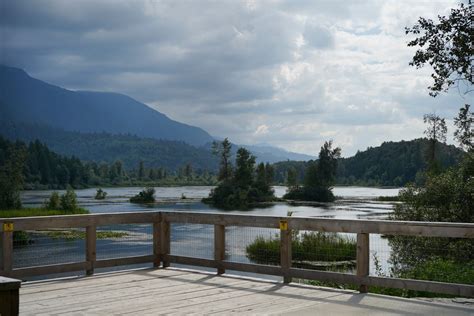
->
[0,136,217,204]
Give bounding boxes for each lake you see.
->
[21,186,400,219]
[16,186,400,280]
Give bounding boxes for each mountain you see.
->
[242,144,314,163]
[200,141,315,164]
[0,65,316,162]
[0,65,213,146]
[272,139,465,186]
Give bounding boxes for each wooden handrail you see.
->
[1,211,473,297]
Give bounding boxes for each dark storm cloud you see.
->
[0,0,461,156]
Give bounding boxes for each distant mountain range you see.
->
[0,65,213,146]
[0,65,314,165]
[1,64,464,185]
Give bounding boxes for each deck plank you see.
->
[20,268,474,315]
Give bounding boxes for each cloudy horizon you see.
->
[1,0,468,157]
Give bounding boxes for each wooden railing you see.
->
[1,211,473,297]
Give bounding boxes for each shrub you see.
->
[130,187,155,203]
[44,192,61,209]
[60,188,78,212]
[95,188,107,200]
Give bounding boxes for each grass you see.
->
[45,230,129,240]
[0,207,89,218]
[246,232,356,266]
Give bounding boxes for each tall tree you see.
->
[286,167,298,191]
[0,143,26,209]
[264,162,274,185]
[184,163,193,180]
[214,138,233,182]
[317,141,341,187]
[454,104,473,152]
[138,161,145,180]
[423,114,447,170]
[234,148,255,188]
[255,162,268,192]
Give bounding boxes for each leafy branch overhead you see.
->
[406,2,473,96]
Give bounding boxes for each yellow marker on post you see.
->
[3,222,14,232]
[279,220,288,231]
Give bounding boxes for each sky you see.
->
[1,0,470,157]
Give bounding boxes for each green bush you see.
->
[44,192,61,209]
[130,187,156,203]
[95,188,107,200]
[389,153,474,277]
[13,231,32,246]
[60,188,78,212]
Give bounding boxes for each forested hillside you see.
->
[0,65,213,146]
[0,136,217,189]
[0,121,219,171]
[337,139,464,186]
[273,139,465,186]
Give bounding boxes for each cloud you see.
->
[254,124,269,135]
[1,0,464,156]
[303,20,333,49]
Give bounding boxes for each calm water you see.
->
[21,186,400,219]
[16,186,400,280]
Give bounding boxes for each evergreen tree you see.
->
[454,104,473,152]
[255,163,268,192]
[423,114,447,172]
[138,161,145,180]
[215,138,233,182]
[184,163,193,180]
[317,140,341,186]
[234,148,255,188]
[264,162,274,185]
[286,167,298,191]
[205,140,275,209]
[284,141,341,202]
[0,142,26,209]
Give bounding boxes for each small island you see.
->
[203,138,275,209]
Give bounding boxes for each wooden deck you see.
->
[20,268,474,315]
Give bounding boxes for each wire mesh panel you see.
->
[226,226,281,265]
[385,235,473,282]
[96,224,153,260]
[292,231,357,273]
[170,223,214,259]
[13,228,85,268]
[369,233,392,277]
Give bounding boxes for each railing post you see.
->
[0,276,21,316]
[280,220,292,284]
[160,220,170,268]
[86,225,96,276]
[153,221,161,268]
[1,222,14,276]
[214,224,225,275]
[357,233,369,293]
